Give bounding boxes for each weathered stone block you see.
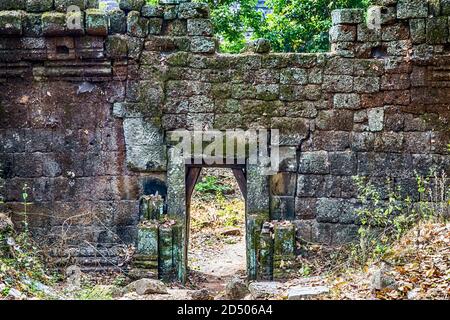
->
[246,164,270,217]
[137,224,158,256]
[273,222,295,258]
[178,2,209,19]
[106,34,128,59]
[0,11,23,36]
[0,0,25,10]
[279,85,303,101]
[374,132,404,152]
[285,101,319,118]
[158,224,174,280]
[296,175,324,198]
[357,152,413,177]
[187,19,213,36]
[255,84,279,101]
[331,9,365,25]
[298,151,329,175]
[126,10,148,37]
[357,24,381,42]
[304,131,350,152]
[443,0,450,15]
[190,36,216,53]
[278,146,297,172]
[141,4,164,17]
[271,196,295,220]
[322,75,353,93]
[119,0,145,12]
[54,0,86,12]
[23,13,42,36]
[333,93,361,109]
[329,25,356,42]
[126,144,167,171]
[271,117,309,146]
[41,12,66,36]
[270,172,296,196]
[26,0,53,12]
[426,17,448,45]
[246,38,271,54]
[368,107,384,132]
[316,198,359,224]
[386,40,411,56]
[396,0,428,19]
[86,9,108,36]
[329,152,357,176]
[108,8,127,34]
[354,77,380,93]
[258,225,274,280]
[381,73,410,90]
[367,5,395,26]
[280,68,308,85]
[315,110,353,131]
[403,132,431,153]
[148,18,163,35]
[164,19,187,36]
[409,19,425,44]
[163,5,177,20]
[324,176,357,199]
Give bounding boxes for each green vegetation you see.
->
[195,175,233,195]
[201,0,371,53]
[191,173,244,232]
[352,170,449,265]
[0,185,57,299]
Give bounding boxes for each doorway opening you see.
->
[186,167,246,292]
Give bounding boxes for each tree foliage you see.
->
[202,0,371,53]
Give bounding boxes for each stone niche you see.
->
[0,0,448,282]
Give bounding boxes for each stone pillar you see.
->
[166,146,187,282]
[158,224,174,281]
[130,222,159,279]
[273,222,297,280]
[246,161,271,279]
[246,214,262,280]
[257,222,274,280]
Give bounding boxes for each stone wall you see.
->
[0,0,449,275]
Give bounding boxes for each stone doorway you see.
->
[166,147,271,283]
[186,166,247,289]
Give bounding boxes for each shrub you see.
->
[195,175,233,196]
[352,170,449,264]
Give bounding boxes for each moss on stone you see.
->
[23,13,42,36]
[85,8,108,36]
[106,34,128,59]
[273,222,296,258]
[148,18,163,35]
[54,0,86,12]
[41,12,66,36]
[119,0,145,12]
[107,8,127,34]
[0,11,23,36]
[127,10,149,38]
[26,0,53,12]
[0,0,25,10]
[166,52,190,67]
[426,17,448,44]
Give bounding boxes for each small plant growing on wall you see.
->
[352,169,449,264]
